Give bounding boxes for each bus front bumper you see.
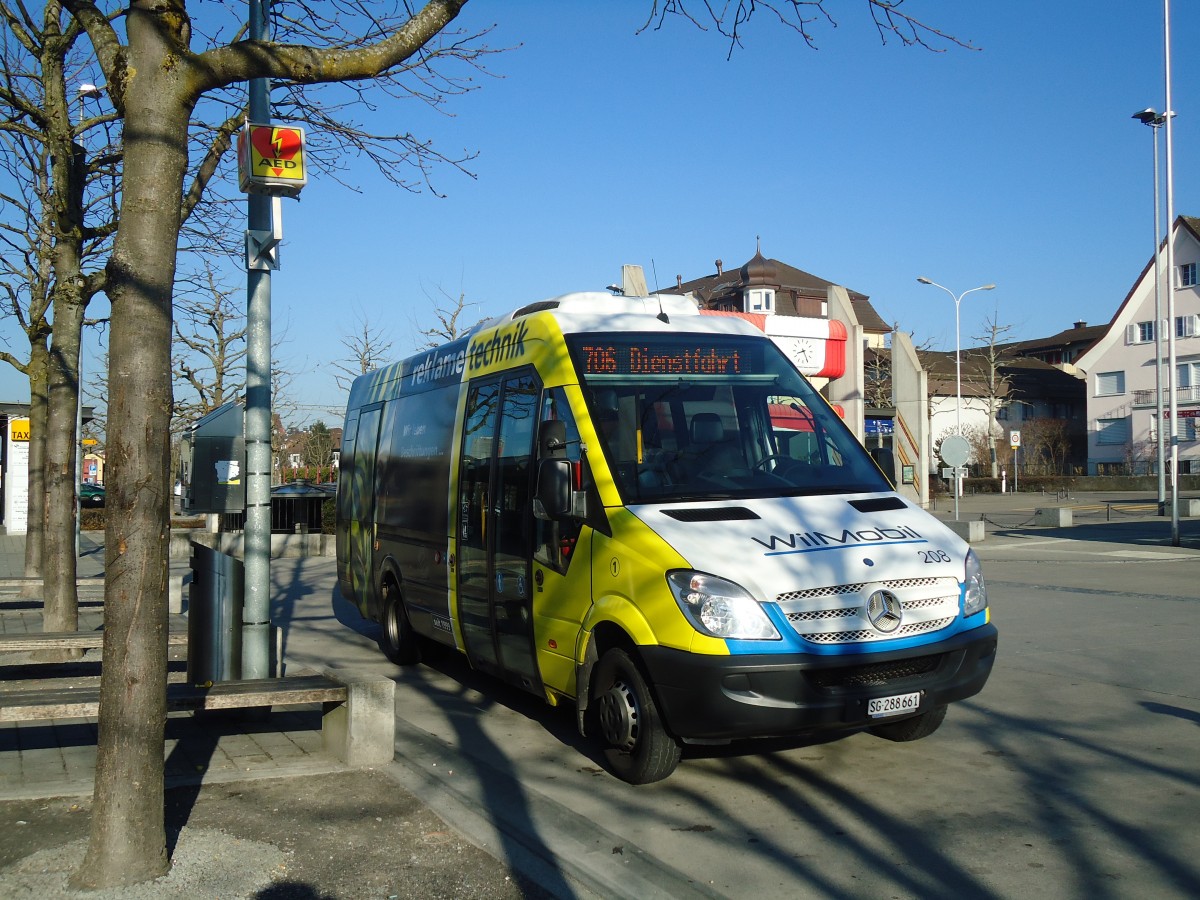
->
[639,624,998,742]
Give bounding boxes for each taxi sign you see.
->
[237,123,307,197]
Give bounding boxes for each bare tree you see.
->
[412,283,481,348]
[0,7,122,622]
[56,1,489,887]
[0,131,55,582]
[300,419,335,468]
[172,261,247,426]
[328,308,393,391]
[1023,417,1072,477]
[969,314,1016,478]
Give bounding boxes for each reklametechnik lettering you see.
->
[469,322,529,371]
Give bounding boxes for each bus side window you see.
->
[535,388,584,573]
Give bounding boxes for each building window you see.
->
[745,289,775,313]
[1095,417,1130,445]
[1180,262,1198,288]
[1176,314,1198,338]
[1152,415,1200,442]
[1095,371,1126,396]
[1125,321,1155,344]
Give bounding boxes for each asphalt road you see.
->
[279,514,1200,900]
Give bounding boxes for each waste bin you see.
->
[187,540,243,685]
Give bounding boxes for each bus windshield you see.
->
[567,332,890,503]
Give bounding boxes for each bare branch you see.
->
[640,0,976,58]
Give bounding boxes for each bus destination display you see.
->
[575,340,757,376]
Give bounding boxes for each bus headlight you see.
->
[963,549,988,617]
[667,571,780,640]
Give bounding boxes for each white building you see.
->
[1074,216,1200,475]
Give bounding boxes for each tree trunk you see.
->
[42,294,83,634]
[70,3,189,888]
[21,344,50,584]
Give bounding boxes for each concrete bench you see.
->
[0,668,394,767]
[0,629,189,654]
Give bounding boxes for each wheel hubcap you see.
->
[597,678,640,751]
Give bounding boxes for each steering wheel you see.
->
[752,455,787,471]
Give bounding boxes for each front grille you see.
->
[801,616,955,644]
[788,607,857,622]
[777,584,863,602]
[807,653,942,689]
[775,576,960,646]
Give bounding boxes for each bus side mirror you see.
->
[533,459,572,520]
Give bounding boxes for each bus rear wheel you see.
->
[591,648,681,784]
[378,581,421,666]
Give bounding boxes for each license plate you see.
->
[867,692,921,718]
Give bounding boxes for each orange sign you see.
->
[238,124,307,197]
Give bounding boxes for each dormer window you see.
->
[745,288,775,313]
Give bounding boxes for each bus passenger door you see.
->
[456,372,542,691]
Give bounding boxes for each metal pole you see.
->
[1162,0,1179,546]
[954,294,962,436]
[1150,119,1166,511]
[243,0,274,676]
[953,292,963,514]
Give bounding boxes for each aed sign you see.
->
[237,124,308,197]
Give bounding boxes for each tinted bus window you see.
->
[376,382,458,538]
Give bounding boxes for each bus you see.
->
[337,292,997,783]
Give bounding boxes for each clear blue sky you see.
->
[18,2,1200,425]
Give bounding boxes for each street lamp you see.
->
[74,83,104,559]
[917,277,997,436]
[76,82,103,126]
[918,277,996,518]
[1161,0,1180,548]
[1131,107,1171,512]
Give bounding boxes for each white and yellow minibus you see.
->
[337,293,997,783]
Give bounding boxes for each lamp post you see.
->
[75,83,103,559]
[917,277,996,435]
[918,278,996,514]
[1161,0,1180,547]
[1132,108,1170,513]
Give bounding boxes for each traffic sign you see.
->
[940,434,970,468]
[1010,430,1021,449]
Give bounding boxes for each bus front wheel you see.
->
[591,648,681,784]
[379,581,421,666]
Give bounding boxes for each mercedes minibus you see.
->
[337,292,997,783]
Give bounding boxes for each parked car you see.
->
[79,483,105,507]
